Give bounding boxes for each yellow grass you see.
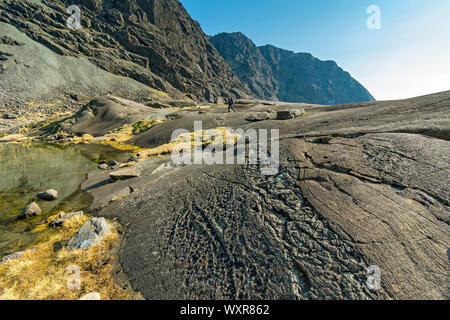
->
[65,118,164,152]
[137,127,241,159]
[0,215,141,300]
[150,89,170,99]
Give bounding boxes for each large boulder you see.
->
[50,211,84,228]
[110,168,140,181]
[67,218,111,250]
[37,189,58,201]
[277,109,305,120]
[17,202,41,220]
[246,113,271,122]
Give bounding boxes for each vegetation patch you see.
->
[131,119,164,135]
[136,127,241,159]
[0,214,141,300]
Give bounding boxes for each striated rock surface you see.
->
[84,91,449,300]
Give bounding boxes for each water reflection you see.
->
[0,142,130,256]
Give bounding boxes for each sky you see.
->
[180,0,450,101]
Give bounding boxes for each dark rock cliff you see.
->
[210,32,375,105]
[0,0,253,101]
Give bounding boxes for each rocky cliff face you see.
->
[210,32,375,105]
[209,32,278,101]
[0,0,253,102]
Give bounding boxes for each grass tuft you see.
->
[0,215,141,300]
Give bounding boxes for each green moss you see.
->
[131,119,161,135]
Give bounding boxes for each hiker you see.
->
[227,95,236,113]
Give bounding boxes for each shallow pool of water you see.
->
[0,142,130,257]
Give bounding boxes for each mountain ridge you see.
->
[210,32,375,105]
[0,0,254,104]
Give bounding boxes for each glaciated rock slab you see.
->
[17,202,41,220]
[67,218,111,250]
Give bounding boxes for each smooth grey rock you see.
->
[17,202,41,220]
[50,211,84,228]
[110,168,140,181]
[67,218,111,250]
[98,163,108,170]
[37,189,58,201]
[79,292,101,300]
[1,248,36,264]
[277,109,305,120]
[246,113,270,122]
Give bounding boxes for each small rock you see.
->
[127,156,139,163]
[67,217,111,250]
[1,248,36,264]
[109,160,119,167]
[246,113,270,122]
[17,202,42,220]
[109,168,140,181]
[2,113,18,119]
[98,163,108,170]
[79,292,101,300]
[69,94,81,102]
[277,109,305,120]
[50,211,84,228]
[37,189,58,201]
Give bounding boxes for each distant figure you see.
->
[227,95,236,113]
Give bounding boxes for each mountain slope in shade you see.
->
[210,32,375,105]
[0,0,253,102]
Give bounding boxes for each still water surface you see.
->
[0,142,130,256]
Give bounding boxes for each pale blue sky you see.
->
[181,0,450,100]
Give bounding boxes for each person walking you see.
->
[227,95,236,113]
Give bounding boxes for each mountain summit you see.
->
[210,32,375,105]
[0,0,253,103]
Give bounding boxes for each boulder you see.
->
[37,189,58,201]
[79,292,101,300]
[98,163,108,170]
[108,160,119,167]
[246,113,270,122]
[1,248,36,264]
[110,168,140,181]
[2,113,18,119]
[17,202,41,220]
[277,109,305,120]
[67,218,111,250]
[50,211,84,228]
